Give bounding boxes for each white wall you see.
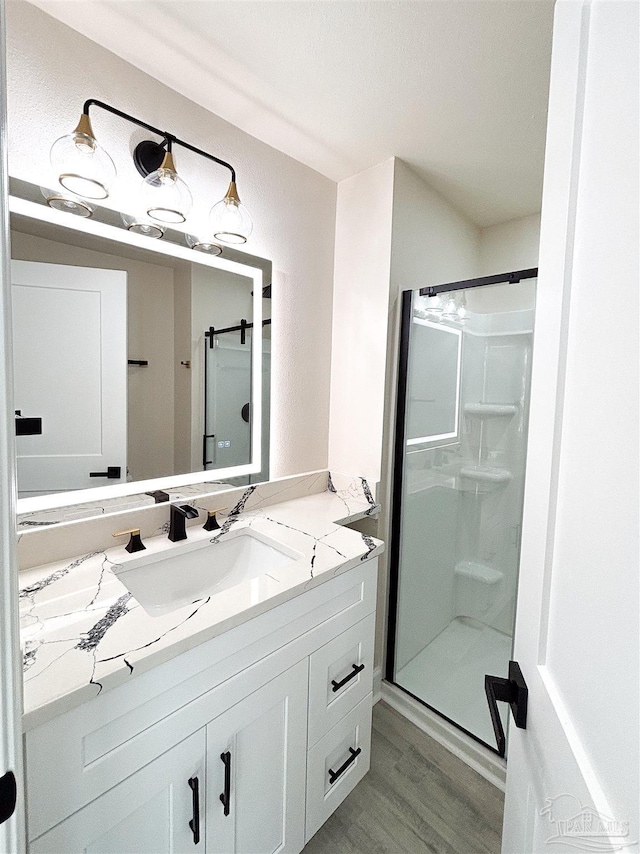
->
[390,160,480,292]
[327,158,395,484]
[470,213,541,313]
[478,212,541,276]
[5,0,336,479]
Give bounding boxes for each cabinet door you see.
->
[30,731,206,854]
[206,659,308,854]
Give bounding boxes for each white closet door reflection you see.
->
[11,260,127,497]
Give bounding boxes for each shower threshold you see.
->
[395,617,511,749]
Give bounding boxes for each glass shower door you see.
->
[387,272,536,752]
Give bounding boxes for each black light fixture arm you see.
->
[82,99,237,182]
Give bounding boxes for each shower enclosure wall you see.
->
[387,271,536,754]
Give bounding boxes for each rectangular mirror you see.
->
[9,181,271,517]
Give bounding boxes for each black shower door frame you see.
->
[384,268,538,753]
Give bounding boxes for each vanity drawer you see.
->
[308,612,374,746]
[305,692,372,843]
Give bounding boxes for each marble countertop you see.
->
[20,477,383,731]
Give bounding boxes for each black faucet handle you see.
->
[113,528,146,553]
[203,507,228,531]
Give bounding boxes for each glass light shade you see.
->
[210,183,253,244]
[140,153,192,224]
[425,294,443,315]
[40,186,94,218]
[185,232,222,255]
[50,131,116,200]
[442,297,459,320]
[121,211,164,239]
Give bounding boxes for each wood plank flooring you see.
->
[303,701,504,854]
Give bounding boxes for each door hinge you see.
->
[484,660,528,757]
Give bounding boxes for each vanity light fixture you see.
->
[47,99,253,244]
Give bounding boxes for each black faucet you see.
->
[168,504,199,542]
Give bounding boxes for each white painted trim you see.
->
[9,196,263,514]
[380,680,506,792]
[0,0,26,847]
[372,665,382,704]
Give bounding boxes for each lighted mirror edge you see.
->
[10,194,263,515]
[407,315,462,447]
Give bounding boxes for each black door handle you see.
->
[220,751,231,816]
[0,771,17,825]
[187,776,200,845]
[484,660,528,757]
[89,466,121,479]
[328,747,361,785]
[15,412,42,436]
[331,663,365,693]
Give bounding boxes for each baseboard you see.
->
[379,680,507,792]
[372,666,383,704]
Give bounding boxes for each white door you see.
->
[206,660,308,854]
[0,5,25,849]
[30,731,206,853]
[10,260,127,495]
[502,2,639,852]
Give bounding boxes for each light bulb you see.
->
[121,211,164,239]
[40,186,94,217]
[457,293,468,322]
[210,182,253,244]
[50,114,116,200]
[140,150,192,224]
[442,297,458,319]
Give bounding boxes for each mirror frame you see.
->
[9,183,267,515]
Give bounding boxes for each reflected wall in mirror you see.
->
[9,182,271,515]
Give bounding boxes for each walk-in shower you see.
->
[386,269,536,754]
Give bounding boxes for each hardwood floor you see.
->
[303,701,504,854]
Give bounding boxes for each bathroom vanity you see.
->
[19,473,382,853]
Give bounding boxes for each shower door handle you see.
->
[484,660,528,757]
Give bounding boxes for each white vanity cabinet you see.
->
[25,559,378,853]
[205,660,307,854]
[30,730,207,853]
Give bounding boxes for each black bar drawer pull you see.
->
[331,663,365,693]
[89,466,121,479]
[484,660,528,758]
[187,776,200,845]
[220,751,231,816]
[328,746,361,785]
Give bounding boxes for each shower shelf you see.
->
[459,466,512,484]
[464,403,518,417]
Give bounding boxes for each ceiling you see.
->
[27,0,555,227]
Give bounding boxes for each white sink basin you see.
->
[112,529,303,617]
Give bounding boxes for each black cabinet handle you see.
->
[220,751,231,816]
[331,663,365,693]
[484,660,528,757]
[89,466,121,479]
[187,776,200,845]
[0,771,17,825]
[328,746,361,785]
